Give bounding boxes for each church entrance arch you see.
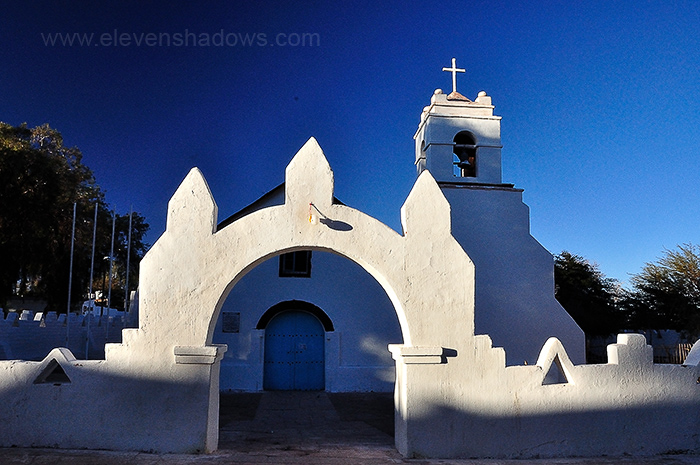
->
[130,138,476,453]
[213,248,402,393]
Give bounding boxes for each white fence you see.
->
[0,311,129,360]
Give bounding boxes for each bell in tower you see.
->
[453,130,477,177]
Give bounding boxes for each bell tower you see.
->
[415,59,585,366]
[414,59,504,185]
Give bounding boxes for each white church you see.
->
[2,60,700,459]
[210,60,584,393]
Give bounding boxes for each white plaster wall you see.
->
[0,347,222,453]
[444,186,585,365]
[54,137,472,454]
[212,251,402,392]
[393,334,700,459]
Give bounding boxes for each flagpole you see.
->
[124,206,133,313]
[86,202,98,359]
[106,211,116,340]
[66,202,76,348]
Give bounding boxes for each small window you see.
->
[453,131,477,177]
[279,251,312,278]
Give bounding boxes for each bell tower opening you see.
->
[453,131,477,178]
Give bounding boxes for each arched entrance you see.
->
[263,310,325,390]
[212,249,401,393]
[127,138,476,454]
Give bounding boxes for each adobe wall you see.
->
[392,333,700,458]
[444,186,585,365]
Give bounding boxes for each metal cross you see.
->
[442,57,465,94]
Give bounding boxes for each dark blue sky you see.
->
[2,1,700,283]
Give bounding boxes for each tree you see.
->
[0,122,148,312]
[554,251,623,336]
[627,243,700,338]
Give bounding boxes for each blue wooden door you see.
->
[263,311,325,390]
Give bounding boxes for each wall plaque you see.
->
[222,312,240,333]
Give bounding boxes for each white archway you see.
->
[133,138,475,352]
[118,138,477,452]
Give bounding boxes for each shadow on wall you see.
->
[0,348,215,453]
[406,400,700,459]
[319,218,353,231]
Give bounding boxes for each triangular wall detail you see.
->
[33,359,71,385]
[542,354,569,385]
[536,337,575,386]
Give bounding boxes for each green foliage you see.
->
[556,245,700,339]
[554,251,623,336]
[0,122,149,312]
[627,244,700,338]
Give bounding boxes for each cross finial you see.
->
[442,57,465,94]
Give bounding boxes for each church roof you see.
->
[217,183,345,231]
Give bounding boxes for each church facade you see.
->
[211,70,584,393]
